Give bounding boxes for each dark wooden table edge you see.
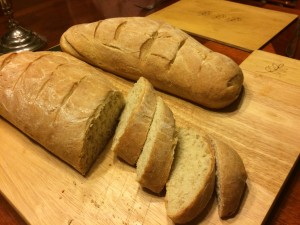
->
[263,154,300,224]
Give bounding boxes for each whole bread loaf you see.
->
[0,51,125,175]
[60,17,244,109]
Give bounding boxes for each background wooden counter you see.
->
[0,0,299,224]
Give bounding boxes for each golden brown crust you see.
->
[210,138,247,218]
[0,51,125,175]
[60,17,244,109]
[112,77,157,165]
[136,97,177,193]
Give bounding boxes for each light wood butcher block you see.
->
[0,50,299,225]
[147,0,298,51]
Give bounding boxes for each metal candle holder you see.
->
[0,0,47,54]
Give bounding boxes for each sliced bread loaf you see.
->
[111,77,157,165]
[165,128,215,224]
[210,138,247,218]
[136,97,177,193]
[0,51,125,175]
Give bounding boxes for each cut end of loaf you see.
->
[0,51,126,176]
[79,91,125,175]
[210,138,247,218]
[166,128,215,224]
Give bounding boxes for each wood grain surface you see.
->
[0,50,299,224]
[1,0,300,224]
[147,0,298,51]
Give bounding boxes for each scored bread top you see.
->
[60,17,244,109]
[166,128,215,224]
[111,77,157,165]
[0,51,124,175]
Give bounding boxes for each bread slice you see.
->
[165,128,215,224]
[0,51,125,175]
[111,77,157,165]
[136,97,177,193]
[210,138,247,218]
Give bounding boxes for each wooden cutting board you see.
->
[147,0,298,51]
[0,50,299,225]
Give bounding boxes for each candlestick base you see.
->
[0,25,47,54]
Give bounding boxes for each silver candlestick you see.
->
[0,0,47,54]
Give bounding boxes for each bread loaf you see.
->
[60,17,244,109]
[210,138,247,218]
[111,77,157,165]
[165,128,215,224]
[136,97,177,193]
[0,51,125,175]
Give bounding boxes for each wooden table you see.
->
[0,0,299,224]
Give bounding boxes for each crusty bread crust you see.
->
[166,128,215,224]
[136,97,177,193]
[60,17,244,109]
[210,138,247,218]
[0,51,125,175]
[111,77,157,165]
